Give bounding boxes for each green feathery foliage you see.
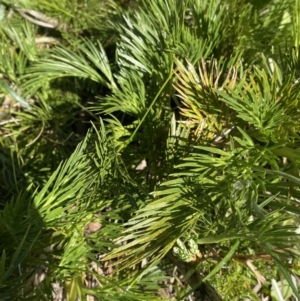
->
[1,0,300,300]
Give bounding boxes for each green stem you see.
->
[117,72,173,152]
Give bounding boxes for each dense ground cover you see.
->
[1,0,300,300]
